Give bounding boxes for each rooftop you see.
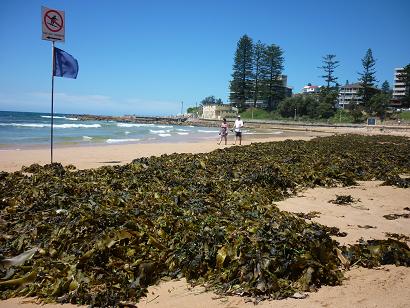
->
[340,82,363,89]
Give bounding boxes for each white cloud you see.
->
[30,92,112,105]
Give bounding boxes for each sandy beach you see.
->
[1,124,408,173]
[1,127,409,308]
[0,132,327,173]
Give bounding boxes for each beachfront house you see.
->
[202,104,238,120]
[337,82,382,109]
[302,84,320,94]
[337,83,363,109]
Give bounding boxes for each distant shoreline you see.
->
[72,113,410,132]
[1,110,408,151]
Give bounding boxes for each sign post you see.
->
[42,7,65,42]
[367,118,376,126]
[42,7,65,163]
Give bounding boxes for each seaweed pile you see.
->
[343,239,410,268]
[1,135,410,306]
[329,195,358,205]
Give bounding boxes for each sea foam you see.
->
[54,124,101,128]
[106,138,141,144]
[156,125,173,129]
[0,123,101,128]
[41,115,78,120]
[150,129,171,134]
[117,123,154,128]
[0,123,48,128]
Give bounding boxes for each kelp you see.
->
[342,239,410,268]
[329,195,358,205]
[385,233,410,242]
[382,175,410,188]
[358,225,376,229]
[294,211,321,220]
[0,134,410,306]
[383,213,410,220]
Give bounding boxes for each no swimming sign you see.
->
[42,6,65,42]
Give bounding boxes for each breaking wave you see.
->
[117,123,154,128]
[106,138,141,144]
[0,123,101,129]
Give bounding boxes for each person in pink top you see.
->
[217,118,229,145]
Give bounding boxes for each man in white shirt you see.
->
[234,115,244,145]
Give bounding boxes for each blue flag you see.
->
[53,47,79,79]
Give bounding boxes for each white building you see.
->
[393,67,407,101]
[302,85,320,94]
[202,104,237,120]
[337,83,363,108]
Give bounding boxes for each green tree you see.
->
[398,64,410,108]
[369,93,390,120]
[187,106,201,116]
[348,104,364,123]
[381,80,391,94]
[252,41,266,107]
[277,95,320,119]
[358,48,378,109]
[317,88,337,118]
[277,89,336,119]
[260,44,284,111]
[304,95,319,118]
[319,54,339,88]
[229,35,254,110]
[277,96,303,118]
[200,96,223,105]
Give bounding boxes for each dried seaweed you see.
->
[343,239,410,268]
[383,213,410,220]
[294,211,321,220]
[323,226,348,237]
[358,225,376,229]
[0,134,410,306]
[329,195,358,205]
[382,175,410,188]
[385,233,410,242]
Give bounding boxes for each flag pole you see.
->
[51,41,55,164]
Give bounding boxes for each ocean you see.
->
[0,111,222,148]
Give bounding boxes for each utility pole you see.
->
[181,101,184,116]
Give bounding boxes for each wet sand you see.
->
[0,133,325,173]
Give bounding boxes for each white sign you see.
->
[42,6,65,42]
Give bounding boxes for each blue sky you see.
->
[0,0,409,116]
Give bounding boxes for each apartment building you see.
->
[337,83,363,108]
[393,67,407,101]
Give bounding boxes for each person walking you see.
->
[233,115,243,145]
[218,118,228,145]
